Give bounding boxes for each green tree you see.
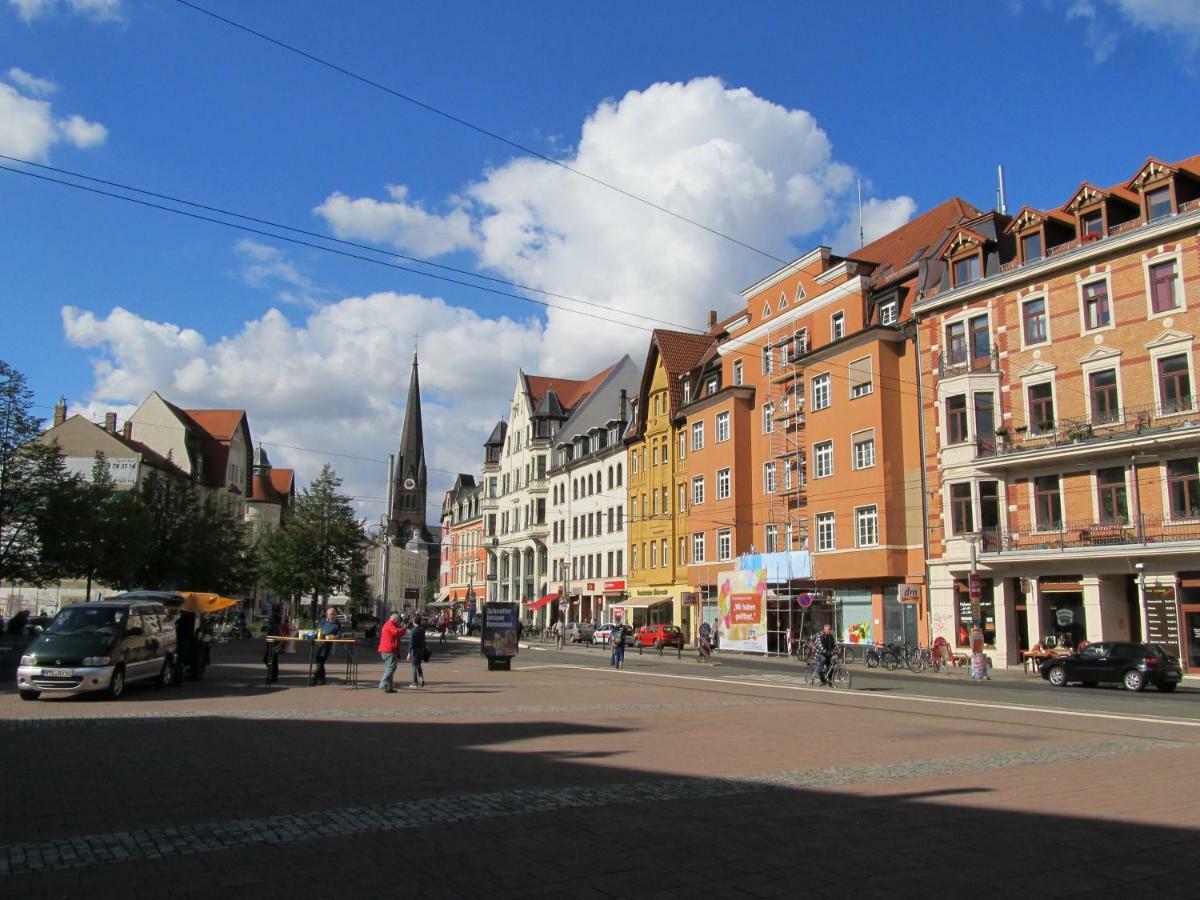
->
[261,465,365,620]
[0,360,74,585]
[41,452,151,599]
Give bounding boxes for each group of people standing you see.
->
[377,611,430,692]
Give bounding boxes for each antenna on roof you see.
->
[997,164,1008,215]
[857,178,864,248]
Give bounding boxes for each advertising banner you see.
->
[717,569,767,653]
[482,602,520,658]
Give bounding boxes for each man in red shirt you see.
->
[377,612,405,693]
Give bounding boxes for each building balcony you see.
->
[979,513,1200,556]
[937,346,1000,380]
[976,400,1200,469]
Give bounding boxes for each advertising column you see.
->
[482,601,520,671]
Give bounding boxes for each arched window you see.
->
[607,466,613,489]
[587,473,594,495]
[616,462,623,486]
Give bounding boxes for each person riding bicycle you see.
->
[813,623,837,686]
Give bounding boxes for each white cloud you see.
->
[1068,1,1119,63]
[61,296,545,521]
[830,196,920,255]
[233,239,326,309]
[0,74,108,160]
[1111,0,1200,54]
[7,0,122,21]
[6,67,56,96]
[317,77,912,378]
[57,113,107,148]
[316,185,479,257]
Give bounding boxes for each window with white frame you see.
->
[852,430,876,469]
[854,505,879,547]
[706,376,718,396]
[811,373,831,411]
[879,300,898,325]
[717,528,732,561]
[716,467,731,500]
[1021,296,1049,346]
[1081,278,1112,331]
[763,461,777,493]
[678,431,686,460]
[691,475,705,505]
[764,524,779,553]
[692,531,706,562]
[816,513,835,551]
[691,421,704,451]
[849,356,873,398]
[631,450,639,475]
[814,441,833,479]
[732,358,743,386]
[762,346,773,375]
[831,311,845,340]
[762,402,775,434]
[1148,257,1182,316]
[682,380,691,404]
[716,411,730,442]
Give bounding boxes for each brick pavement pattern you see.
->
[2,640,1198,898]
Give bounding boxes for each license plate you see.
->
[42,669,72,677]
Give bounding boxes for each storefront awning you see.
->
[526,593,559,612]
[613,595,674,609]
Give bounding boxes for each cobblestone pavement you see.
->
[2,639,1198,898]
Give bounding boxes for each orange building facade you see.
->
[439,475,485,615]
[915,154,1200,670]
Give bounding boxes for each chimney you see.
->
[707,309,718,329]
[53,398,67,427]
[122,421,132,440]
[104,412,117,433]
[618,389,628,426]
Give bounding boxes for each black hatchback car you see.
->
[1040,641,1183,692]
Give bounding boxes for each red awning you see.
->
[526,594,558,612]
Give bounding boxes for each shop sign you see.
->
[586,582,595,592]
[1144,586,1180,649]
[603,580,625,592]
[65,455,138,484]
[899,585,921,605]
[612,606,625,621]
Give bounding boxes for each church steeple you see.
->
[390,351,429,544]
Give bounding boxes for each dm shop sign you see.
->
[65,455,138,485]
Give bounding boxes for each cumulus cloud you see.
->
[7,0,122,21]
[831,196,920,256]
[6,67,56,96]
[0,72,108,160]
[61,296,545,521]
[316,77,914,378]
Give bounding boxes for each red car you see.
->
[634,624,685,649]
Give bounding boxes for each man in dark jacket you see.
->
[408,616,427,687]
[312,607,341,685]
[813,624,837,686]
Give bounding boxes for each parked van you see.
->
[16,600,178,700]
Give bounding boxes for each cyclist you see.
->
[813,623,837,686]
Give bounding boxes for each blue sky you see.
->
[2,0,1199,518]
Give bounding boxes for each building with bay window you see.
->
[916,152,1200,670]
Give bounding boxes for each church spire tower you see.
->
[390,350,429,546]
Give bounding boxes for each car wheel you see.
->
[1157,682,1177,693]
[107,665,126,700]
[19,689,40,701]
[1046,665,1069,687]
[156,659,176,689]
[1122,670,1145,692]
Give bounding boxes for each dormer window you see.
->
[1020,231,1043,264]
[682,380,691,404]
[952,254,980,287]
[706,376,718,396]
[879,300,898,326]
[1080,209,1104,239]
[1146,185,1173,222]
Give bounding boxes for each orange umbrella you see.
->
[177,592,238,614]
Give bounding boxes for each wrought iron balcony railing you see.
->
[990,399,1199,457]
[978,512,1200,553]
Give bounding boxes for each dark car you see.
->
[16,600,178,701]
[1040,641,1183,692]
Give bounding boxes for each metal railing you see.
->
[993,399,1199,456]
[937,345,1000,379]
[980,512,1200,553]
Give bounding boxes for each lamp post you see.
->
[965,531,983,627]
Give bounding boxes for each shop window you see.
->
[950,483,973,535]
[1096,467,1128,524]
[1022,297,1048,345]
[945,394,968,444]
[1089,369,1119,424]
[954,578,996,647]
[1034,475,1063,530]
[1158,354,1192,413]
[1167,458,1200,519]
[1082,280,1111,330]
[1146,185,1173,221]
[1150,259,1180,314]
[1028,383,1055,433]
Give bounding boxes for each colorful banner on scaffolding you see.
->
[717,568,768,653]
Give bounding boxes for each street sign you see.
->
[797,593,813,609]
[968,572,981,601]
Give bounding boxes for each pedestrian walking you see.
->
[697,620,712,663]
[438,614,448,645]
[408,615,427,687]
[311,607,341,685]
[378,612,404,693]
[611,628,625,669]
[263,612,283,683]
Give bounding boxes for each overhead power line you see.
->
[172,0,787,265]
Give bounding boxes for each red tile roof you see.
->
[851,197,980,287]
[652,329,718,417]
[250,467,294,505]
[525,363,617,412]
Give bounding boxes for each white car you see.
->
[592,624,630,646]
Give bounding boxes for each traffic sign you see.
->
[797,593,813,609]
